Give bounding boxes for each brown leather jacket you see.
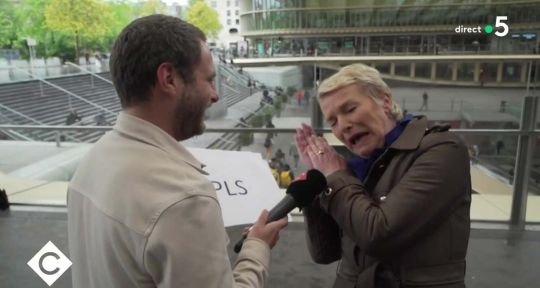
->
[304,116,471,288]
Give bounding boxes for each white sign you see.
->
[26,37,37,46]
[189,148,284,227]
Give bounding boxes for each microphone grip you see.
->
[233,234,247,253]
[234,195,297,253]
[267,194,297,222]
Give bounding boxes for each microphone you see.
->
[233,169,327,253]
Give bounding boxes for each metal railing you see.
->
[1,124,539,228]
[8,66,116,116]
[65,62,114,87]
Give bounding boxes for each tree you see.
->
[0,10,13,47]
[14,0,60,59]
[92,0,137,53]
[185,1,222,39]
[45,0,114,63]
[0,0,17,48]
[138,0,167,17]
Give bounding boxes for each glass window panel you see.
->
[503,63,522,83]
[394,63,410,77]
[526,135,540,222]
[415,63,431,79]
[436,63,453,81]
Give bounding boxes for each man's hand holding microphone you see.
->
[234,169,328,253]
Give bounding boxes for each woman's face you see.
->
[319,84,396,158]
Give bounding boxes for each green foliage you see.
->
[287,86,296,97]
[0,10,14,47]
[0,0,17,48]
[185,1,222,39]
[274,99,282,111]
[262,105,274,123]
[44,0,114,60]
[0,0,126,60]
[0,0,196,61]
[45,0,113,39]
[12,0,61,58]
[237,132,254,147]
[250,114,264,128]
[138,0,167,16]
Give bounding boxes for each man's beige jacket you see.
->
[68,112,270,288]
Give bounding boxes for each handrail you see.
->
[0,104,80,142]
[1,124,539,136]
[219,64,249,85]
[234,54,540,66]
[8,65,117,116]
[0,103,44,124]
[65,62,113,84]
[0,112,35,141]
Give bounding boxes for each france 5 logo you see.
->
[454,16,509,37]
[486,16,509,37]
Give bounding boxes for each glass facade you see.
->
[241,1,540,56]
[243,3,540,31]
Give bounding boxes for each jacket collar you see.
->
[389,115,428,150]
[113,112,208,175]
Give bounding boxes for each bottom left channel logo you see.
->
[27,241,72,286]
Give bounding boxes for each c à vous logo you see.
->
[27,241,72,286]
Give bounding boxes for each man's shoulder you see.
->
[69,133,217,235]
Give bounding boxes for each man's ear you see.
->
[156,63,183,95]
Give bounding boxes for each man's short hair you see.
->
[110,15,206,107]
[318,63,403,120]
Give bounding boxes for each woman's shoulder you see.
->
[419,127,467,151]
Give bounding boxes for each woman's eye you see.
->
[347,106,356,113]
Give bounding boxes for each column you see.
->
[520,62,528,83]
[452,62,458,81]
[430,62,436,80]
[496,62,503,83]
[473,62,481,82]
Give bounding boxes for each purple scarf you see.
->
[347,114,414,181]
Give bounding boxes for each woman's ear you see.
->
[382,93,393,115]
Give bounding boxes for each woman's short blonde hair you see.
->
[318,63,403,120]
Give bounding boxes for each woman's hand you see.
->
[295,123,315,169]
[305,135,347,176]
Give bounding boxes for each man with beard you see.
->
[67,15,287,288]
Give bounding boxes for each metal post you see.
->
[510,60,537,229]
[56,131,61,147]
[510,95,537,229]
[216,64,222,101]
[311,64,323,131]
[39,81,44,98]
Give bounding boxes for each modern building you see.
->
[208,0,245,53]
[240,0,540,56]
[238,0,540,87]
